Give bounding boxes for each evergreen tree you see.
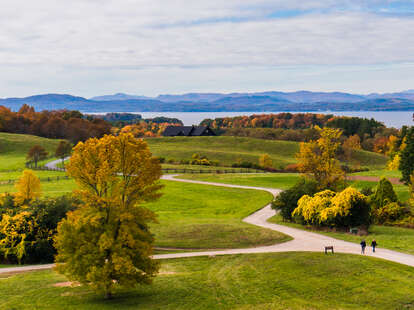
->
[399,126,414,184]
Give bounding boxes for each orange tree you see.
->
[26,145,48,168]
[296,127,344,189]
[54,133,163,298]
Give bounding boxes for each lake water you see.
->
[111,111,414,128]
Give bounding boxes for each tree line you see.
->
[0,105,111,143]
[201,113,398,153]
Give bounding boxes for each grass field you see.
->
[179,173,410,201]
[0,177,287,250]
[0,132,63,171]
[180,173,300,190]
[146,181,289,249]
[269,214,414,255]
[2,253,414,309]
[146,136,388,169]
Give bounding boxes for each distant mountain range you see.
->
[1,90,414,112]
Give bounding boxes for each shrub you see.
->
[272,178,319,221]
[0,195,78,264]
[371,177,398,208]
[360,186,374,196]
[284,163,299,172]
[373,202,406,225]
[259,154,273,169]
[190,153,211,166]
[292,187,371,228]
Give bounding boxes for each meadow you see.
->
[145,136,388,169]
[0,132,62,171]
[0,173,288,250]
[2,253,414,309]
[179,173,410,201]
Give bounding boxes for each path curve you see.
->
[44,157,70,170]
[2,173,414,275]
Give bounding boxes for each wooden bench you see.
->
[324,246,334,254]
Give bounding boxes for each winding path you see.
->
[2,174,414,275]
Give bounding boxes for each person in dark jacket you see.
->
[360,240,366,254]
[371,240,377,253]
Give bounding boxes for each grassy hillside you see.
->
[3,253,414,309]
[0,132,63,171]
[0,177,287,249]
[146,136,388,169]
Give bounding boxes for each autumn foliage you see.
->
[296,127,345,189]
[26,145,48,168]
[0,105,111,143]
[292,187,371,228]
[55,133,163,298]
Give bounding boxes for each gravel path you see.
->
[44,157,70,171]
[2,173,414,275]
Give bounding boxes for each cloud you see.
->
[0,0,413,96]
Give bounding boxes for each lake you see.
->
[104,111,414,128]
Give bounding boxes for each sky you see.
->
[0,0,414,98]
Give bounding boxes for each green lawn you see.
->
[350,169,403,178]
[0,177,287,250]
[178,173,410,201]
[146,136,388,170]
[0,132,63,171]
[179,173,300,190]
[2,253,414,309]
[146,180,289,249]
[270,214,414,255]
[0,170,69,182]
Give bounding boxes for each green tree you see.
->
[55,141,72,169]
[399,127,414,184]
[272,178,319,221]
[372,177,398,208]
[26,145,48,168]
[55,133,163,298]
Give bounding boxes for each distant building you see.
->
[163,125,216,137]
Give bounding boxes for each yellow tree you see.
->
[14,170,41,205]
[55,133,163,298]
[296,127,344,189]
[259,154,273,169]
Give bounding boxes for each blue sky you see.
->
[0,0,413,97]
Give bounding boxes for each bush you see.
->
[272,178,319,221]
[360,186,374,196]
[157,157,165,163]
[232,161,262,170]
[371,177,398,208]
[190,153,212,166]
[292,187,371,228]
[284,163,299,172]
[373,202,407,225]
[0,195,79,264]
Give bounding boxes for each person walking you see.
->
[360,240,366,254]
[371,239,377,253]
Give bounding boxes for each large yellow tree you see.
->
[55,133,163,298]
[14,170,41,205]
[296,127,344,189]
